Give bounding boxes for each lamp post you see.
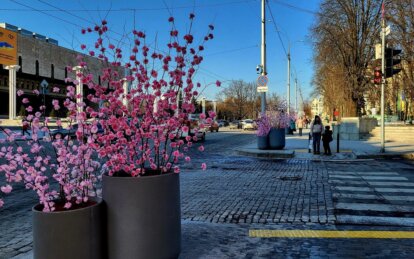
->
[72,66,85,115]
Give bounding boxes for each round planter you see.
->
[103,172,181,259]
[33,199,104,259]
[257,135,269,150]
[269,128,286,150]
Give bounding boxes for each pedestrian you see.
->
[322,125,333,155]
[296,117,304,136]
[310,115,324,154]
[21,117,30,136]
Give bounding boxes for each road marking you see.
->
[249,230,414,239]
[368,182,414,187]
[336,203,414,212]
[336,187,372,192]
[362,176,408,181]
[375,188,414,193]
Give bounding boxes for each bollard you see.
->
[308,133,312,153]
[337,126,340,153]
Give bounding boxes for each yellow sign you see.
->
[0,27,17,65]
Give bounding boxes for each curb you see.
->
[236,149,295,159]
[353,151,414,160]
[336,215,414,227]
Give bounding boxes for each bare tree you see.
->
[216,80,260,120]
[387,0,414,120]
[312,0,383,116]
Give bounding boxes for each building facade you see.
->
[0,23,115,118]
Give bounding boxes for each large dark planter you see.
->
[103,172,181,259]
[257,135,269,150]
[33,199,104,259]
[269,128,286,150]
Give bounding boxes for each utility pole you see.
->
[260,0,267,113]
[294,77,298,112]
[287,45,291,114]
[380,4,386,153]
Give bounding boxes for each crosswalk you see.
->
[329,170,414,226]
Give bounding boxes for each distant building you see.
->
[311,96,323,117]
[0,22,121,117]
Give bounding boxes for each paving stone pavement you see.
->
[2,131,414,258]
[181,157,335,225]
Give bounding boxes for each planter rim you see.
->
[32,198,102,214]
[103,171,177,180]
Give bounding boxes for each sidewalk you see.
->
[237,128,414,161]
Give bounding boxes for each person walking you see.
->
[310,115,324,154]
[296,117,304,136]
[322,125,333,155]
[21,117,30,136]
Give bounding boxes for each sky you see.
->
[0,0,321,105]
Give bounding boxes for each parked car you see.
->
[242,119,257,130]
[179,114,206,141]
[209,121,219,132]
[217,120,229,127]
[50,123,103,139]
[229,120,241,129]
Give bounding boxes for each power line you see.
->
[205,44,259,57]
[1,0,257,12]
[271,0,318,16]
[266,1,288,57]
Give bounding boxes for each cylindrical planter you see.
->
[103,172,181,259]
[257,135,269,150]
[33,199,104,259]
[269,128,286,150]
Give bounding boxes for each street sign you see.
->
[257,86,268,93]
[257,75,268,87]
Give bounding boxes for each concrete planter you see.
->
[257,135,269,150]
[32,199,104,259]
[103,172,181,259]
[269,128,285,150]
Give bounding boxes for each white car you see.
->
[242,119,257,130]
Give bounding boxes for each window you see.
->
[35,60,39,76]
[51,64,54,79]
[18,56,22,72]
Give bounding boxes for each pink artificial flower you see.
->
[33,89,40,95]
[0,199,3,207]
[174,166,180,173]
[216,80,221,87]
[198,145,205,152]
[168,16,174,22]
[182,126,189,132]
[64,202,72,209]
[52,87,60,93]
[185,156,191,162]
[22,98,29,104]
[200,113,206,119]
[81,44,86,50]
[201,163,207,170]
[1,185,12,194]
[17,90,24,96]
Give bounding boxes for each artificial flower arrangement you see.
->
[0,13,220,211]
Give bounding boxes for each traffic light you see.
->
[373,67,382,84]
[385,48,402,78]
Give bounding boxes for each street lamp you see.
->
[286,40,305,114]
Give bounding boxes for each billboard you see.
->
[0,27,17,65]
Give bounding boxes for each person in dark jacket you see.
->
[322,125,333,155]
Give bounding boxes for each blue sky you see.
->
[1,0,320,103]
